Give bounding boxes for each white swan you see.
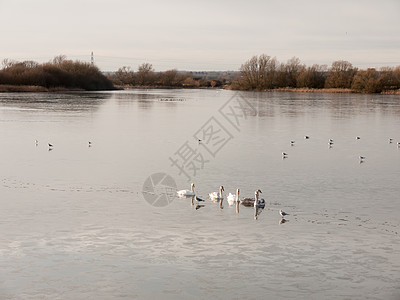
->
[177,183,195,197]
[209,185,224,201]
[227,188,239,206]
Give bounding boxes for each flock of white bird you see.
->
[35,140,92,149]
[177,183,288,220]
[35,134,398,220]
[282,135,399,162]
[176,134,400,219]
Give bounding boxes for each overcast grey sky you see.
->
[1,0,399,71]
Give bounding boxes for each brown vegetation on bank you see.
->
[0,55,115,91]
[110,55,400,94]
[232,54,400,94]
[2,54,399,95]
[108,63,233,89]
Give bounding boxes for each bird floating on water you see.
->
[209,185,224,201]
[227,189,239,206]
[280,209,289,217]
[282,152,288,158]
[48,143,53,148]
[195,196,205,202]
[177,183,196,197]
[88,141,92,147]
[35,139,38,145]
[304,135,310,139]
[254,189,265,209]
[241,189,264,208]
[356,136,360,140]
[290,140,295,146]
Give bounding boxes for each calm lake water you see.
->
[0,89,399,299]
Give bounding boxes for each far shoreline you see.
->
[1,84,399,95]
[0,85,117,93]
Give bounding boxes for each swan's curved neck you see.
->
[255,191,259,204]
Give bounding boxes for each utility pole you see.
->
[91,52,94,65]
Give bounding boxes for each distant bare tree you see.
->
[22,60,39,68]
[393,66,400,89]
[52,55,67,65]
[1,58,17,69]
[137,63,155,85]
[325,60,357,88]
[351,68,382,93]
[114,66,135,85]
[296,64,327,88]
[159,69,179,86]
[285,57,302,87]
[239,54,277,90]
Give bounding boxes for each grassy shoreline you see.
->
[0,85,88,93]
[1,84,399,95]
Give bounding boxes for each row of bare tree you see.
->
[109,63,227,88]
[233,54,400,93]
[2,54,399,94]
[0,56,114,91]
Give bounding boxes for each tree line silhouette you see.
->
[1,54,399,94]
[232,54,400,93]
[0,55,114,91]
[109,63,231,88]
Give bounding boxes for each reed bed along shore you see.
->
[1,84,399,95]
[0,85,85,93]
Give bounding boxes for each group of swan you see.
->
[177,184,266,208]
[177,183,289,220]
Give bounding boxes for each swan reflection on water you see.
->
[254,206,264,220]
[219,198,223,209]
